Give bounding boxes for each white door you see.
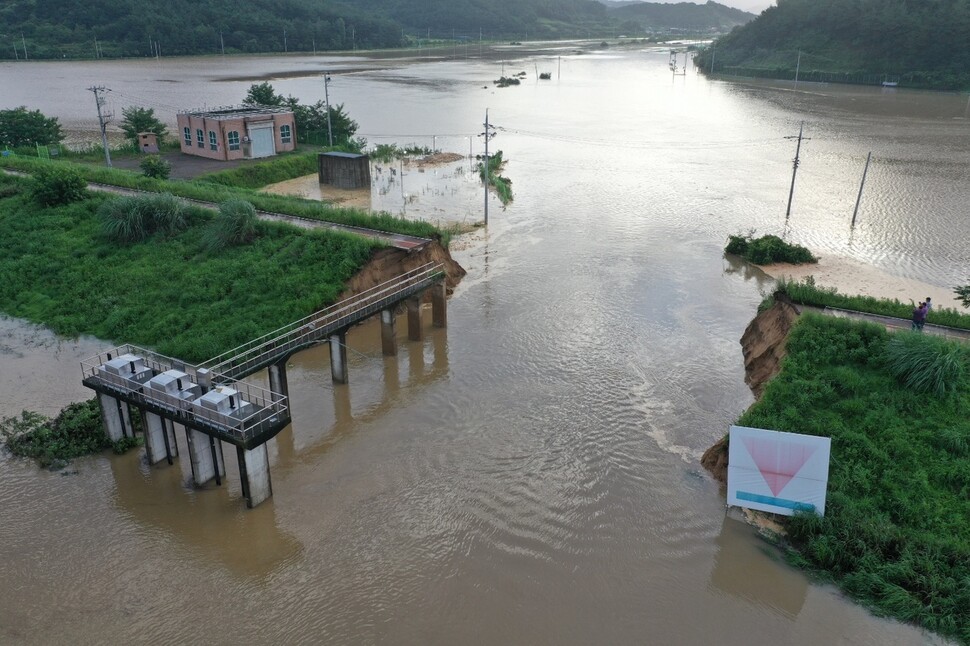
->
[249,126,275,158]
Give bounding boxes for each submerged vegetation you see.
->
[1,400,140,469]
[479,150,513,205]
[738,314,970,642]
[726,232,817,265]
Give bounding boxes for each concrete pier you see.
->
[268,360,289,402]
[143,412,178,465]
[97,393,133,442]
[407,297,423,341]
[432,282,447,328]
[329,332,348,384]
[236,444,273,508]
[380,309,397,356]
[185,429,226,486]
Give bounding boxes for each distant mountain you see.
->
[694,0,970,90]
[0,0,749,60]
[608,1,756,32]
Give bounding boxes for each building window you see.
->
[183,127,191,146]
[209,130,218,151]
[196,129,204,147]
[280,124,292,144]
[228,130,240,151]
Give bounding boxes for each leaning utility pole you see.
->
[784,121,809,219]
[794,50,802,88]
[851,151,872,228]
[89,86,113,167]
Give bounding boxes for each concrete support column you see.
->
[97,393,128,442]
[431,282,448,328]
[407,297,423,341]
[143,412,176,466]
[380,309,397,356]
[165,419,179,459]
[329,332,348,384]
[236,444,273,508]
[185,429,226,487]
[268,360,289,402]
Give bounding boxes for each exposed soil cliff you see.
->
[339,241,466,300]
[701,294,801,484]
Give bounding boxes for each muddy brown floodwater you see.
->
[2,46,966,644]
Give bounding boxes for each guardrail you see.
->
[204,262,445,379]
[81,344,288,445]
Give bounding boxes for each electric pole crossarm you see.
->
[783,121,811,219]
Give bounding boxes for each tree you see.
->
[243,82,286,107]
[120,106,167,145]
[955,284,970,309]
[0,107,63,149]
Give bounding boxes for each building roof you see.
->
[178,105,293,120]
[321,152,367,159]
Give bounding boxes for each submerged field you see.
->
[738,313,970,643]
[0,173,380,362]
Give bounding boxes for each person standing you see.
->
[912,302,926,331]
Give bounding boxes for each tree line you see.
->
[1,0,752,59]
[695,0,970,90]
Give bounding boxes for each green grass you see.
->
[738,313,970,643]
[197,151,319,189]
[777,277,970,331]
[478,150,513,205]
[0,156,447,245]
[0,176,381,361]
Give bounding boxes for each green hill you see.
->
[609,1,755,32]
[695,0,970,90]
[1,0,758,60]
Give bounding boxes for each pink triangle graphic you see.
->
[742,437,818,496]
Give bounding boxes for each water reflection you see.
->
[709,515,808,620]
[108,440,303,577]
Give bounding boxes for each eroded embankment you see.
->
[339,241,466,300]
[701,294,801,483]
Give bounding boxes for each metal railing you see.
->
[203,262,445,379]
[81,344,288,444]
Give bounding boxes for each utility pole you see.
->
[710,45,715,74]
[89,86,113,167]
[794,50,802,88]
[851,151,872,228]
[283,29,287,53]
[784,121,810,219]
[323,72,333,146]
[220,32,225,56]
[21,32,27,60]
[480,109,496,226]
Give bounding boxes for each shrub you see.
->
[726,232,817,264]
[99,192,188,243]
[1,399,139,468]
[139,154,171,180]
[29,165,87,206]
[885,333,967,396]
[205,198,259,249]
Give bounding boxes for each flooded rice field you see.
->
[2,45,967,644]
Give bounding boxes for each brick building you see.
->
[176,106,296,161]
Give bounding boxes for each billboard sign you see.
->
[727,425,832,517]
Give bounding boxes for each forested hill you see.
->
[694,0,970,90]
[3,0,750,60]
[609,1,755,32]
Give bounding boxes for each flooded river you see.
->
[1,46,966,644]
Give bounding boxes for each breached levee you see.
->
[701,293,801,484]
[340,240,466,300]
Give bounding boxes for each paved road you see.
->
[2,168,430,251]
[804,305,970,341]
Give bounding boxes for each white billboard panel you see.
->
[727,425,831,517]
